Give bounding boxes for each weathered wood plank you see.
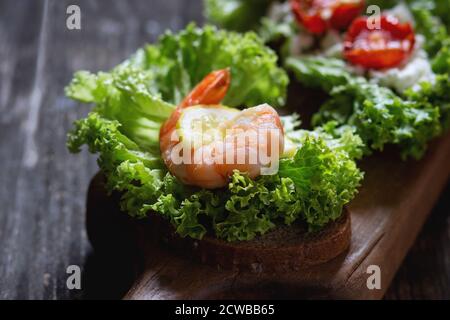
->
[385,182,450,300]
[0,0,47,300]
[0,0,203,300]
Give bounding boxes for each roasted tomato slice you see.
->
[344,15,416,70]
[290,0,365,34]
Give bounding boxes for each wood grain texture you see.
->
[0,0,203,300]
[385,182,450,300]
[0,0,448,300]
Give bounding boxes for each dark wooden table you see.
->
[0,0,448,300]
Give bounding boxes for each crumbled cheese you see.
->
[369,35,436,92]
[321,8,333,20]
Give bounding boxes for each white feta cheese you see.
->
[369,35,436,93]
[321,8,333,21]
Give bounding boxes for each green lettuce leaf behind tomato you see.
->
[286,56,447,159]
[204,0,274,32]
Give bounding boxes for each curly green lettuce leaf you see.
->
[66,68,176,153]
[405,75,450,131]
[67,113,165,176]
[432,44,450,74]
[286,56,444,159]
[278,135,363,230]
[126,24,288,108]
[279,116,364,229]
[285,56,352,91]
[282,114,365,160]
[408,1,449,57]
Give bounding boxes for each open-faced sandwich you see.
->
[66,25,364,272]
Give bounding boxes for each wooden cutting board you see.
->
[85,133,450,300]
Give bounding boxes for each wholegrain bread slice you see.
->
[87,173,351,273]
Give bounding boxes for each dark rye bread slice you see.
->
[155,210,351,273]
[87,172,351,273]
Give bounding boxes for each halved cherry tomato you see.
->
[290,0,365,35]
[344,15,416,70]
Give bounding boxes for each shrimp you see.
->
[160,69,285,189]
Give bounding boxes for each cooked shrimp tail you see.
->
[180,68,231,108]
[160,68,284,189]
[160,69,231,137]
